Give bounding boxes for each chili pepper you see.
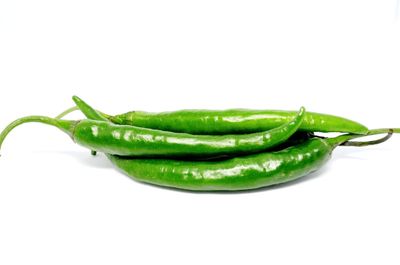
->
[0,107,306,158]
[72,96,318,161]
[108,109,368,135]
[62,98,318,156]
[56,105,368,135]
[69,97,398,191]
[72,96,308,157]
[106,130,393,191]
[57,107,369,135]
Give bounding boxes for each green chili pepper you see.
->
[0,106,306,158]
[109,109,369,135]
[69,96,398,192]
[107,130,394,191]
[71,96,316,155]
[72,95,318,161]
[72,96,307,157]
[56,106,368,135]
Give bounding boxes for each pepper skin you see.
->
[109,109,368,135]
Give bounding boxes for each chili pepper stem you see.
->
[327,128,400,148]
[54,106,79,119]
[368,128,400,134]
[0,116,77,155]
[55,105,111,120]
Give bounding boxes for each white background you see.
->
[1,1,400,264]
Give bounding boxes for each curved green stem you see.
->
[0,116,76,155]
[342,130,393,147]
[367,128,400,134]
[328,128,400,148]
[55,105,111,120]
[55,106,79,119]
